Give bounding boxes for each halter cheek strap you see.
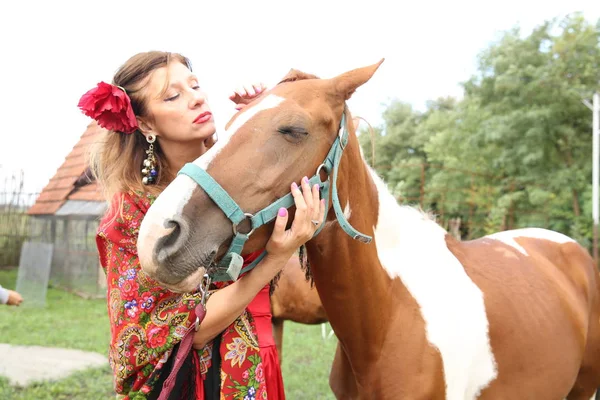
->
[178,111,372,282]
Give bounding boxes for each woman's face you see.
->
[140,61,216,144]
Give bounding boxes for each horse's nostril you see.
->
[162,218,183,248]
[153,215,192,283]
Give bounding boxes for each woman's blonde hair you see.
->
[87,51,192,208]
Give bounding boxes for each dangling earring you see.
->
[142,135,157,185]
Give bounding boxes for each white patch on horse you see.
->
[487,228,575,256]
[195,94,285,170]
[369,167,497,400]
[343,201,352,220]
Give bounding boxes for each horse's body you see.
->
[323,172,600,399]
[270,256,328,361]
[137,61,600,399]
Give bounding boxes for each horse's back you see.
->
[451,227,600,399]
[471,227,597,320]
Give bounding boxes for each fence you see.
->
[0,170,38,266]
[28,217,104,297]
[0,170,104,297]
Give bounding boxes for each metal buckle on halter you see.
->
[315,163,330,199]
[194,274,212,331]
[232,212,255,237]
[316,163,328,180]
[338,125,347,150]
[338,113,348,150]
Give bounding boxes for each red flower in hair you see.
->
[78,82,138,133]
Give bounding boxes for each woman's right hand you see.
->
[263,176,325,271]
[229,83,267,110]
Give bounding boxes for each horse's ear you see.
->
[332,59,384,100]
[278,69,320,84]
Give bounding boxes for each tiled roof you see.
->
[28,122,106,215]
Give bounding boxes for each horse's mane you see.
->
[277,69,320,84]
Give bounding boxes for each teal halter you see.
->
[178,111,372,282]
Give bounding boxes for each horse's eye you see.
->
[277,126,308,138]
[277,127,293,135]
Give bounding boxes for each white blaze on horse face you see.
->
[486,228,575,256]
[368,167,498,400]
[194,94,285,170]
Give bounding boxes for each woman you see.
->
[79,51,324,399]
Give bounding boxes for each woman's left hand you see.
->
[264,177,326,265]
[229,83,267,110]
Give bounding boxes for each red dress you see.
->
[97,191,285,399]
[247,285,285,399]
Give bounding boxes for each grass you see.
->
[280,323,337,399]
[0,267,337,399]
[0,268,110,354]
[0,367,114,400]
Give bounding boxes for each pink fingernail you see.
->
[314,184,319,190]
[303,176,309,184]
[292,182,298,190]
[278,208,287,217]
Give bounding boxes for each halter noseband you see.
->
[177,111,372,282]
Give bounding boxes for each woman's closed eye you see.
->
[165,84,200,101]
[165,93,180,102]
[190,78,201,91]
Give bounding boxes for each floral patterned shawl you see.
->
[97,192,268,399]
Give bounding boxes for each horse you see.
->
[136,60,600,399]
[270,255,329,362]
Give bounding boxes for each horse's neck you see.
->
[307,136,448,373]
[307,136,390,365]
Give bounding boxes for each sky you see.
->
[1,0,599,195]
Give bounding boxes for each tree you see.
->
[363,13,600,244]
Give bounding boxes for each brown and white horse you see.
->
[137,61,600,399]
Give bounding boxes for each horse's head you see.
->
[137,60,384,292]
